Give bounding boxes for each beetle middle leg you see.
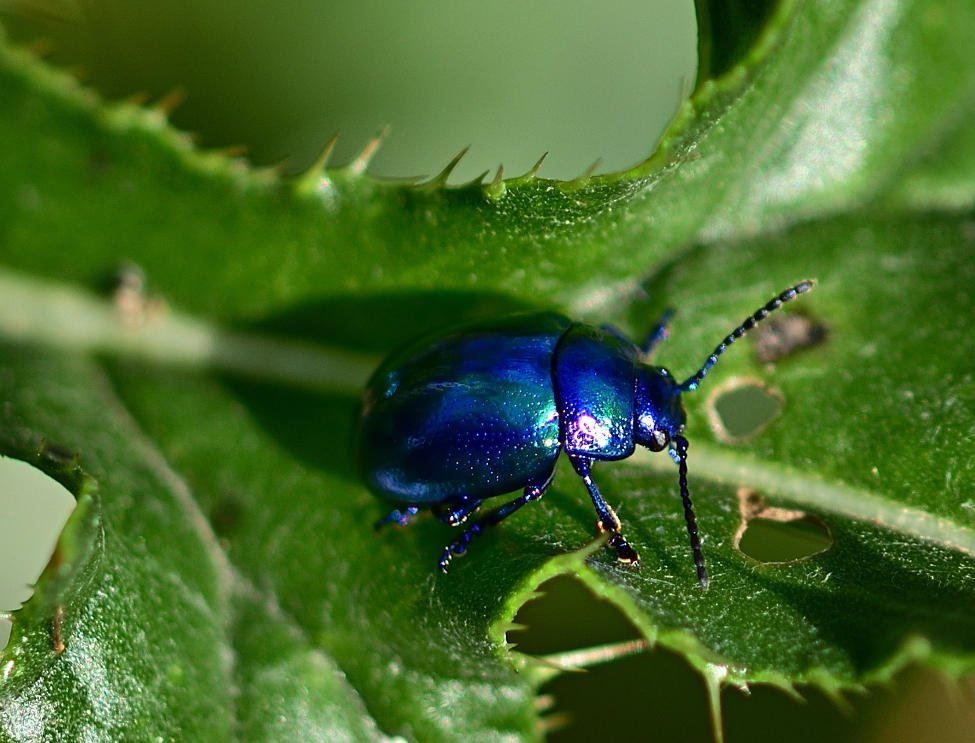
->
[569,455,639,565]
[438,470,555,572]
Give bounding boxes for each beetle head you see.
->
[634,365,686,452]
[632,281,815,590]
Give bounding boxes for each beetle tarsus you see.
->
[439,524,479,572]
[438,545,463,573]
[608,532,640,564]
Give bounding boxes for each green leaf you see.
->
[2,0,975,740]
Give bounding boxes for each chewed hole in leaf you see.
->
[737,517,833,563]
[733,489,833,564]
[0,455,76,650]
[507,578,640,726]
[751,313,829,363]
[508,577,722,741]
[707,378,782,442]
[507,575,640,655]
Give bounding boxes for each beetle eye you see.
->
[653,429,669,449]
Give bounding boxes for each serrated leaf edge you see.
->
[493,497,975,743]
[0,0,798,205]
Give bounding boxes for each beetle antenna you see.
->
[675,434,708,588]
[680,280,815,392]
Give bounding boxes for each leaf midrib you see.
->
[0,267,375,393]
[629,445,975,556]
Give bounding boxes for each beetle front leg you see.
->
[569,455,639,565]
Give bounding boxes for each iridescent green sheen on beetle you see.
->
[358,281,815,587]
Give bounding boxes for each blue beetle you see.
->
[359,281,814,587]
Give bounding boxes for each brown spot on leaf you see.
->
[752,313,828,363]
